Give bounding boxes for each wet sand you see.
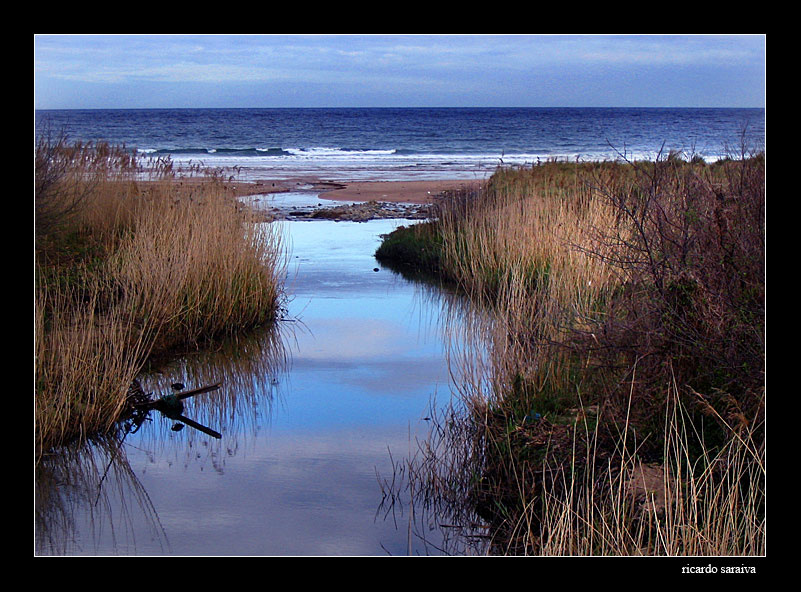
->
[228,177,483,204]
[318,179,483,204]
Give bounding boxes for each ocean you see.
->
[34,107,765,182]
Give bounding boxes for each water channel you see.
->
[35,192,485,556]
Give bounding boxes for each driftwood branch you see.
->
[134,382,222,410]
[174,383,222,401]
[129,382,224,439]
[173,414,222,439]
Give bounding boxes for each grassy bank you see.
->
[378,151,765,555]
[34,133,286,459]
[375,221,444,277]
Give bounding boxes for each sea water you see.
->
[35,107,765,181]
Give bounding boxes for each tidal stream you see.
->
[35,193,477,556]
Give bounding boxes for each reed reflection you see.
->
[35,321,290,555]
[374,265,499,555]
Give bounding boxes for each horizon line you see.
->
[35,105,766,111]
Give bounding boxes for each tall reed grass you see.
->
[382,148,765,555]
[436,162,625,398]
[35,133,286,459]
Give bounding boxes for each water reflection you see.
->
[36,212,510,556]
[373,278,497,556]
[35,321,289,555]
[135,321,289,448]
[35,434,169,555]
[36,215,477,555]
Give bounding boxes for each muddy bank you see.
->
[285,200,433,222]
[246,198,433,223]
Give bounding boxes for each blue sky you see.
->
[34,34,766,109]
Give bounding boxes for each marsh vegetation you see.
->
[377,148,765,555]
[35,131,286,459]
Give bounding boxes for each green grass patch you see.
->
[375,222,445,276]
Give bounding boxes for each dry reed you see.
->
[532,380,765,556]
[35,137,286,458]
[388,152,765,555]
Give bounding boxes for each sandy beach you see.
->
[318,179,483,204]
[228,177,483,204]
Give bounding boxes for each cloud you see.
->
[34,34,765,108]
[572,36,763,67]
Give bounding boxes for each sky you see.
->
[33,34,766,110]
